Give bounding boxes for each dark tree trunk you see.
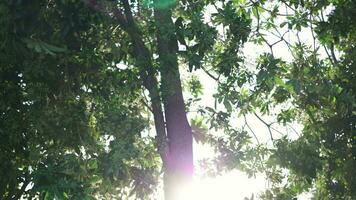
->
[154,8,193,200]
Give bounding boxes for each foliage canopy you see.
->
[0,0,355,199]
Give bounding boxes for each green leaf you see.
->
[224,98,232,112]
[280,21,287,28]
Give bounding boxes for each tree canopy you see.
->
[0,0,355,199]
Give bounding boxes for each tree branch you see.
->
[83,0,170,165]
[253,112,274,141]
[201,66,219,81]
[244,115,260,144]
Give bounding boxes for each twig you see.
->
[287,124,300,137]
[201,66,219,81]
[253,112,274,141]
[244,115,260,144]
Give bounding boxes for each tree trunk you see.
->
[154,8,193,200]
[84,1,193,199]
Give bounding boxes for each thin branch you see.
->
[257,32,275,56]
[296,31,302,46]
[258,28,289,57]
[270,28,293,55]
[287,124,300,137]
[244,115,260,144]
[253,112,274,141]
[270,37,284,47]
[283,1,297,13]
[269,122,287,136]
[255,3,260,33]
[322,44,336,66]
[201,66,219,81]
[330,43,338,64]
[309,14,317,54]
[141,98,153,113]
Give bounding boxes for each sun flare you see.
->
[173,171,264,200]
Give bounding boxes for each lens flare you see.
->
[170,170,265,200]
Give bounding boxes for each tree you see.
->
[1,0,253,199]
[1,1,159,199]
[215,0,356,199]
[81,0,195,199]
[1,0,355,199]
